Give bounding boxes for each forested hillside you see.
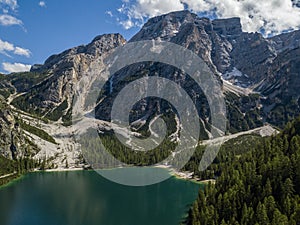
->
[185,117,300,225]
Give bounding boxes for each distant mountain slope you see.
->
[7,10,299,132]
[0,10,299,168]
[12,34,126,121]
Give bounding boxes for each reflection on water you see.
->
[0,169,201,225]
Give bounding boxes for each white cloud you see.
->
[0,39,14,52]
[2,62,31,73]
[0,1,23,27]
[0,39,31,57]
[14,46,31,57]
[131,0,184,18]
[185,0,300,36]
[0,39,14,57]
[0,14,22,26]
[106,11,113,17]
[181,0,211,12]
[120,19,134,29]
[117,0,300,35]
[117,0,185,29]
[39,1,46,7]
[0,0,18,11]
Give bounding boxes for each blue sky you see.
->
[0,0,300,74]
[0,0,141,73]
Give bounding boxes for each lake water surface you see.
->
[0,168,201,225]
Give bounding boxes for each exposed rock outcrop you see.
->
[9,10,300,132]
[0,96,39,159]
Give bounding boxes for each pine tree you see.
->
[272,209,288,225]
[256,202,269,225]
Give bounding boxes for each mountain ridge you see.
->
[0,10,299,169]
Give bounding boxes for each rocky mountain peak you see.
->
[2,10,300,171]
[31,33,126,73]
[11,10,300,133]
[268,30,300,53]
[88,33,127,55]
[212,17,242,37]
[130,11,243,42]
[22,33,127,118]
[130,10,200,42]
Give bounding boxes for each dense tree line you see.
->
[79,130,176,168]
[183,134,263,181]
[185,117,300,225]
[0,156,42,186]
[16,118,56,144]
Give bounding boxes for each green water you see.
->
[0,169,201,225]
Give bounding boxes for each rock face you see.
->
[212,17,242,36]
[9,10,300,132]
[128,11,296,89]
[1,10,300,167]
[268,30,300,53]
[14,34,126,118]
[98,10,300,130]
[0,96,38,159]
[259,47,300,127]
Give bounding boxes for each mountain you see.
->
[0,10,299,168]
[0,95,39,160]
[97,10,300,132]
[12,34,126,122]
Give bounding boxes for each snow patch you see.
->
[224,67,244,79]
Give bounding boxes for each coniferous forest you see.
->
[184,117,300,225]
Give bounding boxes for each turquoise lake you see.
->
[0,169,201,225]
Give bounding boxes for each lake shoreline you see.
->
[0,165,208,224]
[0,173,26,189]
[39,165,214,185]
[0,165,214,188]
[0,167,201,225]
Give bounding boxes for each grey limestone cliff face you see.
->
[259,47,300,127]
[212,17,242,36]
[268,30,300,53]
[17,34,126,117]
[96,11,300,130]
[31,33,126,73]
[130,11,240,75]
[0,97,38,159]
[129,11,280,88]
[11,10,300,130]
[2,10,300,168]
[95,13,248,132]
